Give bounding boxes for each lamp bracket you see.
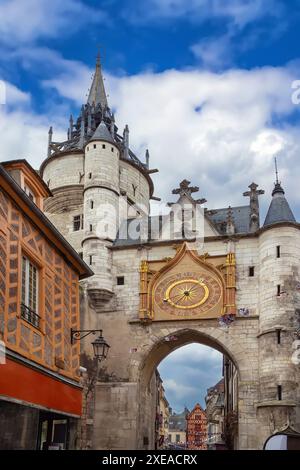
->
[71,329,102,344]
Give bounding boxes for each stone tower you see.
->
[40,54,156,311]
[257,176,300,436]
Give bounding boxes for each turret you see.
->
[82,120,120,309]
[40,52,155,306]
[257,164,299,433]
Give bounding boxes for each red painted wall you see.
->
[0,358,82,416]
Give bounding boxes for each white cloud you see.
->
[190,34,233,70]
[0,80,66,168]
[0,0,107,45]
[158,344,223,410]
[105,65,300,214]
[123,0,283,27]
[2,57,300,220]
[0,81,30,106]
[163,378,196,398]
[162,343,222,365]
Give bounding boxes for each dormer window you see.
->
[24,185,36,203]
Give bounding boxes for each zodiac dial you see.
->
[163,278,209,310]
[153,271,222,318]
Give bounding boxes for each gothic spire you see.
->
[87,52,108,108]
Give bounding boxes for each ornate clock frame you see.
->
[139,243,236,322]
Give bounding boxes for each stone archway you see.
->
[128,321,259,450]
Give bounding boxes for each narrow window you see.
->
[89,255,93,266]
[88,172,92,179]
[277,385,282,401]
[249,266,255,277]
[102,144,106,149]
[24,185,35,203]
[90,200,94,209]
[89,224,93,232]
[277,285,281,296]
[73,215,83,231]
[111,147,114,152]
[93,144,96,149]
[277,246,281,258]
[21,256,40,328]
[117,276,125,286]
[87,146,89,151]
[277,329,281,344]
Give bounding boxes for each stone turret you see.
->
[40,53,156,310]
[82,120,120,308]
[264,182,296,227]
[257,173,299,436]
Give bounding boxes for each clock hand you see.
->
[172,294,186,305]
[188,283,197,290]
[163,292,183,303]
[168,292,184,301]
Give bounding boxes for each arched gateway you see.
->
[40,58,300,450]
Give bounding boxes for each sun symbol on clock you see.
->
[163,278,209,310]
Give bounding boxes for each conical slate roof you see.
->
[264,182,296,227]
[90,120,114,143]
[87,53,108,108]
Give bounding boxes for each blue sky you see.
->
[1,0,300,216]
[1,0,300,411]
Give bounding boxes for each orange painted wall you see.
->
[0,187,80,381]
[0,358,82,416]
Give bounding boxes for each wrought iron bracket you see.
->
[71,329,102,344]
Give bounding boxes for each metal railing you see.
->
[21,303,41,329]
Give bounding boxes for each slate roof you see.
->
[90,120,115,143]
[113,205,252,247]
[206,206,251,235]
[169,409,189,431]
[264,183,296,227]
[87,53,108,108]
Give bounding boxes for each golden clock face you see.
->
[153,271,222,318]
[164,279,209,309]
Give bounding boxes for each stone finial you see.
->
[78,108,85,148]
[110,112,115,137]
[48,126,53,158]
[243,182,265,232]
[123,124,129,146]
[123,124,129,158]
[226,206,235,235]
[172,180,207,204]
[87,106,92,134]
[145,149,150,168]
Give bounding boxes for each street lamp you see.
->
[91,330,110,362]
[71,328,110,361]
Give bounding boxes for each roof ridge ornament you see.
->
[243,182,265,232]
[226,206,235,235]
[172,179,207,204]
[272,157,285,196]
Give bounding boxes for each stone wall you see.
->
[119,160,150,215]
[41,153,84,191]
